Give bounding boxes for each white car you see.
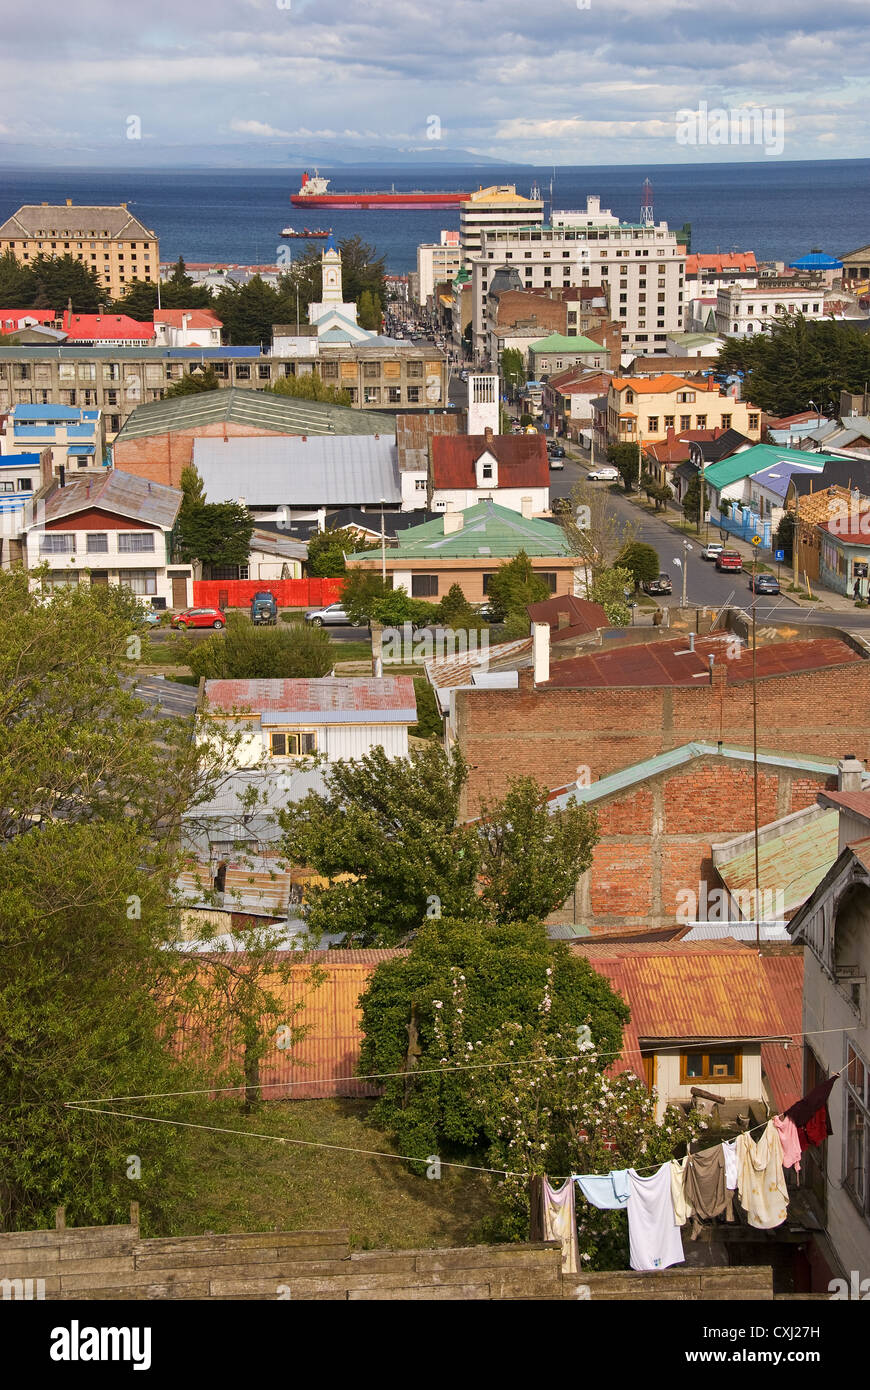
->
[587,465,619,481]
[304,602,349,626]
[701,543,724,561]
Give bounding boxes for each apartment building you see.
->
[715,279,826,338]
[416,231,462,308]
[596,375,762,451]
[0,342,448,438]
[0,403,105,475]
[459,185,543,267]
[470,217,686,363]
[0,201,159,301]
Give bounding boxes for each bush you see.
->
[187,621,333,680]
[616,541,660,589]
[411,677,442,740]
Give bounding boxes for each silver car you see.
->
[304,602,349,627]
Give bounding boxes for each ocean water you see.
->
[0,160,867,274]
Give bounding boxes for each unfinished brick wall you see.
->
[113,423,285,488]
[548,755,837,932]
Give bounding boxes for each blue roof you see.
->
[788,252,843,270]
[67,444,96,455]
[749,460,825,499]
[324,235,339,254]
[12,404,80,421]
[0,451,41,466]
[165,346,260,359]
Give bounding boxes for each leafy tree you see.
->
[773,510,794,565]
[616,541,660,589]
[280,747,599,947]
[176,500,254,568]
[161,257,213,310]
[369,586,437,628]
[411,676,442,740]
[110,278,160,320]
[559,481,637,577]
[437,583,485,630]
[357,289,382,331]
[306,525,377,577]
[500,347,525,395]
[340,568,390,625]
[587,565,633,626]
[214,275,287,345]
[187,620,333,681]
[0,250,36,308]
[165,366,222,397]
[607,442,644,493]
[267,373,352,406]
[357,919,629,1160]
[484,550,551,623]
[286,235,387,321]
[180,463,206,513]
[716,313,870,416]
[681,473,707,525]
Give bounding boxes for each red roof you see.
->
[759,954,804,1112]
[686,253,757,275]
[0,309,57,331]
[431,433,549,489]
[818,518,870,542]
[61,311,154,341]
[527,594,609,636]
[548,369,612,395]
[154,309,222,328]
[818,788,870,820]
[645,427,722,464]
[542,636,860,689]
[204,676,417,715]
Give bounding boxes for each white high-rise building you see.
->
[459,185,544,268]
[416,231,462,308]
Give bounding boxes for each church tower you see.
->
[320,236,343,304]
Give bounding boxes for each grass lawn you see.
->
[160,1098,498,1249]
[328,640,373,663]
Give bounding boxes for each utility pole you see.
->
[751,538,761,951]
[380,497,387,584]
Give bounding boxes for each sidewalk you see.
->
[621,490,861,617]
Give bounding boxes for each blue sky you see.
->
[1,0,868,165]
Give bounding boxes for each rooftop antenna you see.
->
[641,177,654,228]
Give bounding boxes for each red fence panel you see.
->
[192,577,345,610]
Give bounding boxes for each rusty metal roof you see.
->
[39,468,182,530]
[818,789,870,820]
[204,676,417,721]
[759,953,804,1112]
[542,636,860,688]
[715,808,840,915]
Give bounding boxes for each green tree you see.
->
[165,366,222,397]
[26,253,104,312]
[500,347,525,396]
[214,275,286,345]
[180,463,206,513]
[437,583,485,630]
[616,541,660,590]
[773,510,794,565]
[176,500,254,568]
[161,257,213,310]
[188,621,333,681]
[357,289,382,331]
[0,250,36,308]
[369,586,436,628]
[357,919,629,1161]
[306,526,377,577]
[607,442,644,493]
[681,473,707,525]
[484,550,551,623]
[267,373,352,406]
[411,676,442,740]
[340,568,390,625]
[587,565,633,626]
[110,278,160,319]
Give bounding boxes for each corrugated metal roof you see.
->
[431,433,549,489]
[818,789,870,819]
[759,954,804,1111]
[703,444,833,492]
[355,500,570,560]
[37,469,181,529]
[715,809,839,913]
[113,387,396,442]
[193,433,402,507]
[425,635,532,712]
[542,636,860,689]
[204,676,417,717]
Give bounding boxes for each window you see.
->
[680,415,691,430]
[388,386,402,403]
[407,386,421,403]
[538,572,558,593]
[696,415,706,429]
[117,532,155,553]
[680,1049,742,1084]
[270,731,317,757]
[748,414,759,430]
[721,414,732,429]
[845,1042,869,1217]
[40,533,75,554]
[17,478,33,491]
[647,417,658,433]
[406,361,423,378]
[411,574,438,597]
[414,478,426,491]
[664,415,674,429]
[86,533,109,553]
[364,387,381,403]
[363,362,381,379]
[258,365,271,380]
[121,569,157,596]
[676,391,695,403]
[235,365,251,381]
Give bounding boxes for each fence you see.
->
[717,505,772,550]
[193,578,345,610]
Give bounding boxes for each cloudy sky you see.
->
[1,0,868,166]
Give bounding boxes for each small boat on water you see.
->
[280,226,332,238]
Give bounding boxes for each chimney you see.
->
[59,464,66,488]
[484,425,494,445]
[532,622,550,684]
[183,314,191,330]
[521,496,533,519]
[443,509,464,534]
[837,754,864,792]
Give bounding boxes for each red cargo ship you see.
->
[290,171,471,210]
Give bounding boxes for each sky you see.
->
[1,0,869,166]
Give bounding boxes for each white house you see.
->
[153,309,223,348]
[715,281,826,338]
[23,468,192,609]
[429,427,550,514]
[200,676,418,768]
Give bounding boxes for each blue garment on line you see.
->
[574,1170,630,1210]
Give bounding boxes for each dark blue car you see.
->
[748,573,780,594]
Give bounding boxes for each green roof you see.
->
[703,443,838,492]
[715,808,839,914]
[350,500,571,560]
[113,388,397,444]
[529,333,604,354]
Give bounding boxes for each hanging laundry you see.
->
[784,1075,837,1151]
[722,1140,738,1191]
[772,1115,802,1172]
[735,1122,788,1229]
[670,1156,692,1227]
[542,1177,580,1274]
[683,1145,734,1238]
[574,1170,630,1210]
[627,1164,685,1271]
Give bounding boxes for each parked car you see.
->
[250,591,278,625]
[474,602,501,622]
[642,573,673,596]
[304,602,349,626]
[587,465,619,481]
[748,572,780,594]
[701,543,724,561]
[715,551,743,573]
[547,442,566,458]
[171,606,226,630]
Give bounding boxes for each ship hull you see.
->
[290,192,470,209]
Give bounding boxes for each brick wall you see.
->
[114,423,285,488]
[549,755,837,932]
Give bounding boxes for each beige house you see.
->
[597,374,762,450]
[0,201,159,300]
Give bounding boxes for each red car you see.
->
[171,606,226,630]
[715,551,743,573]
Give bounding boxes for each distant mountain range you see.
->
[0,139,524,170]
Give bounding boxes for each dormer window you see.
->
[482,461,493,480]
